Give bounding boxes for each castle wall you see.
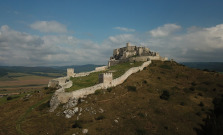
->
[95,66,108,71]
[50,60,152,111]
[108,60,120,67]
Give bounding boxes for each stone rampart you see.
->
[95,66,108,71]
[49,60,152,112]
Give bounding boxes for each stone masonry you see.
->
[67,68,75,77]
[98,73,113,84]
[108,42,168,66]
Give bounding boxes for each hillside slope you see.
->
[0,61,223,135]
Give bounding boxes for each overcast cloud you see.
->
[0,23,223,66]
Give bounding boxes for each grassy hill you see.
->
[0,61,223,135]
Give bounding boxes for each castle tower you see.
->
[138,47,143,56]
[67,68,74,77]
[98,73,113,84]
[126,42,130,47]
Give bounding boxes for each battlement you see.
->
[98,73,113,84]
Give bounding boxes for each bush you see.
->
[137,112,145,118]
[199,101,204,107]
[94,90,102,95]
[7,96,19,101]
[7,96,13,100]
[107,88,112,92]
[180,102,185,106]
[196,112,201,116]
[198,92,203,96]
[96,115,105,120]
[160,90,170,100]
[189,87,195,91]
[143,80,147,84]
[191,81,197,86]
[72,120,83,128]
[136,128,147,135]
[127,86,137,92]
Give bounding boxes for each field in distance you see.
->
[0,64,104,95]
[0,72,56,94]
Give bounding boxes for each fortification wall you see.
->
[95,66,108,71]
[49,60,152,111]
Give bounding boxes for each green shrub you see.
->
[7,95,19,101]
[199,101,204,107]
[127,86,137,92]
[137,112,145,118]
[202,81,211,85]
[136,128,147,135]
[72,120,83,128]
[96,115,105,120]
[198,92,203,96]
[191,81,197,86]
[160,90,170,100]
[143,80,147,84]
[7,96,13,100]
[196,112,201,116]
[107,88,112,92]
[189,87,195,91]
[180,102,185,106]
[94,90,102,95]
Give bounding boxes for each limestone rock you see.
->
[63,98,78,109]
[99,108,104,113]
[82,129,88,134]
[48,80,59,88]
[64,107,79,118]
[49,95,60,112]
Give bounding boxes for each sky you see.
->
[0,0,223,66]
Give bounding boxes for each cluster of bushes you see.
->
[127,86,137,92]
[7,95,19,101]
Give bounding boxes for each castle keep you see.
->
[108,43,167,66]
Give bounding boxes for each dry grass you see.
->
[0,61,223,135]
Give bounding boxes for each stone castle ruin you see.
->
[108,43,167,66]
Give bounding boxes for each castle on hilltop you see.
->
[108,43,167,66]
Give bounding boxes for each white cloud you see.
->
[114,27,135,32]
[149,24,181,37]
[147,24,223,62]
[30,21,68,33]
[0,25,108,66]
[1,23,223,66]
